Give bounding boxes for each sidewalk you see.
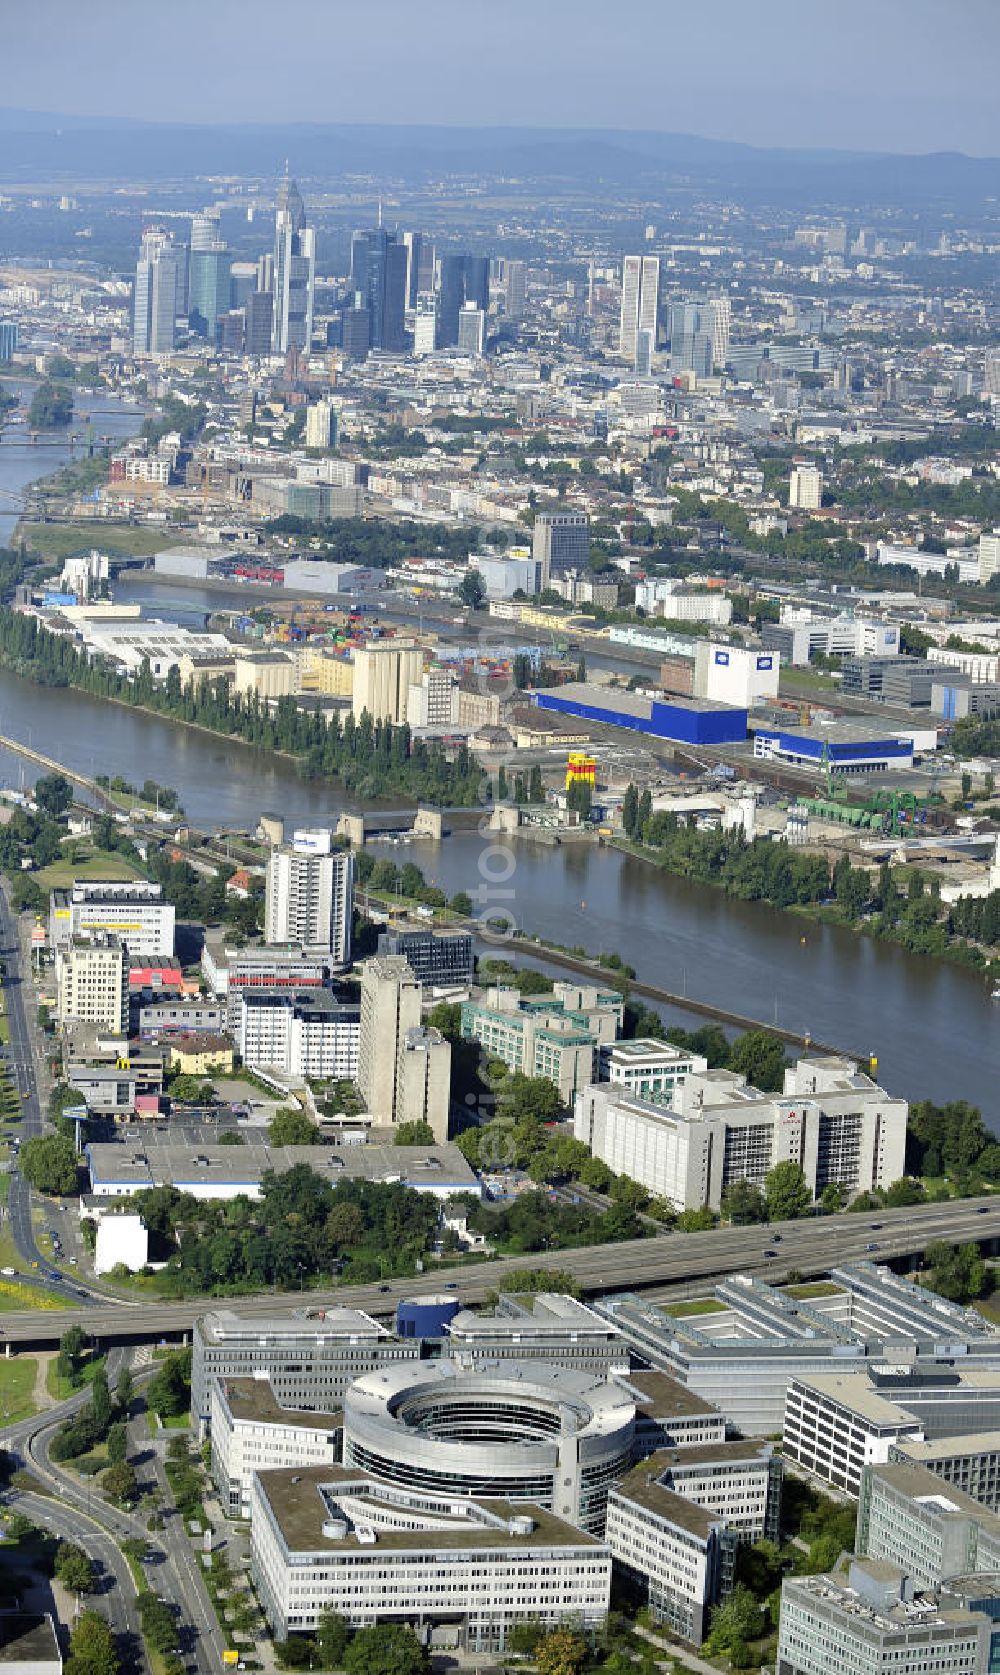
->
[634,1623,722,1675]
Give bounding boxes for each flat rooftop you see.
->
[86,1140,478,1194]
[256,1464,602,1554]
[620,1369,720,1419]
[610,1464,720,1539]
[0,1613,60,1664]
[790,1372,924,1429]
[200,1306,388,1344]
[218,1378,342,1431]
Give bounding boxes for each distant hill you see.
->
[0,114,997,207]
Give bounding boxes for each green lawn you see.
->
[786,1282,844,1300]
[662,1297,728,1318]
[0,1359,38,1427]
[17,522,175,562]
[35,851,142,890]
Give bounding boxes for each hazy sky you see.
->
[4,0,998,155]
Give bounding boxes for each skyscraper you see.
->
[244,291,274,357]
[412,292,438,357]
[619,255,659,367]
[191,207,222,252]
[532,511,590,586]
[357,956,451,1139]
[264,831,353,965]
[133,226,184,359]
[189,243,232,342]
[271,173,315,355]
[351,228,407,351]
[403,231,435,307]
[497,258,527,320]
[436,252,491,348]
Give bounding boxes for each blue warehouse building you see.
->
[534,682,748,745]
[753,726,915,774]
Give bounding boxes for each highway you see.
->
[0,1192,995,1347]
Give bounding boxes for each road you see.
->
[0,884,52,1278]
[15,1490,144,1662]
[0,1191,995,1347]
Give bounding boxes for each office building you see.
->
[461,982,623,1104]
[375,927,473,988]
[358,956,451,1139]
[0,322,17,362]
[783,1373,926,1497]
[264,832,353,964]
[789,461,824,509]
[350,227,407,352]
[472,551,542,598]
[978,532,1000,584]
[271,174,315,355]
[406,664,457,728]
[445,1293,630,1377]
[607,1441,781,1642]
[599,1039,709,1105]
[457,302,486,356]
[859,1460,1000,1590]
[210,1378,341,1519]
[343,1360,635,1534]
[133,225,184,358]
[351,640,424,724]
[191,1306,419,1429]
[412,291,438,356]
[620,256,660,367]
[50,879,175,959]
[304,400,337,450]
[245,290,274,357]
[237,989,360,1080]
[403,230,435,306]
[188,243,231,341]
[251,1467,611,1650]
[532,509,590,584]
[57,935,129,1032]
[668,302,714,377]
[202,936,328,1029]
[575,1055,907,1215]
[498,257,527,320]
[777,1561,998,1675]
[436,252,490,348]
[599,1262,1000,1437]
[340,304,370,361]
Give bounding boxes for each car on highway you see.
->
[0,1269,13,1278]
[771,1234,782,1243]
[378,1284,391,1293]
[865,1242,880,1251]
[978,1206,991,1214]
[763,1249,778,1258]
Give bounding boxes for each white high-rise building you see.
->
[705,296,731,366]
[57,936,129,1032]
[413,292,438,356]
[457,302,486,356]
[305,400,336,450]
[264,831,353,965]
[619,255,659,367]
[358,956,450,1139]
[271,173,315,355]
[789,461,824,509]
[978,530,1000,583]
[133,225,184,358]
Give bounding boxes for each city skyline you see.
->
[2,0,999,156]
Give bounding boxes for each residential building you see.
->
[50,880,175,959]
[351,640,424,724]
[599,1039,708,1106]
[210,1378,341,1519]
[57,936,129,1032]
[271,174,315,355]
[264,832,353,964]
[375,927,474,988]
[532,510,589,585]
[191,1305,419,1429]
[304,400,337,450]
[777,1561,998,1675]
[789,461,824,509]
[237,990,360,1080]
[250,1468,611,1649]
[358,956,451,1139]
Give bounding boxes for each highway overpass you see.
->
[0,1194,997,1349]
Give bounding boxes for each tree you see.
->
[393,1120,435,1146]
[343,1623,429,1675]
[147,1348,192,1419]
[65,1610,120,1675]
[536,1629,588,1675]
[269,1107,319,1147]
[765,1160,812,1221]
[115,1365,134,1413]
[316,1610,351,1668]
[56,1324,86,1387]
[103,1459,138,1506]
[106,1421,128,1465]
[704,1585,764,1655]
[729,1029,787,1093]
[722,1180,768,1225]
[55,1542,97,1595]
[20,1133,78,1195]
[925,1240,986,1304]
[28,382,73,429]
[33,773,72,818]
[458,570,487,610]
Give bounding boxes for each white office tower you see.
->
[457,302,486,356]
[985,352,1000,397]
[271,172,316,354]
[264,831,353,965]
[496,257,527,320]
[305,400,336,450]
[133,225,184,358]
[191,207,222,251]
[619,255,660,367]
[979,530,1000,583]
[705,296,731,366]
[788,461,824,509]
[57,935,129,1032]
[413,292,438,356]
[358,956,451,1139]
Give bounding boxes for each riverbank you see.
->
[608,832,1000,982]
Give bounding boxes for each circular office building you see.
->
[342,1360,635,1533]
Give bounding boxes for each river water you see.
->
[0,383,145,545]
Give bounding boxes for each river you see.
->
[0,657,992,1116]
[0,382,145,545]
